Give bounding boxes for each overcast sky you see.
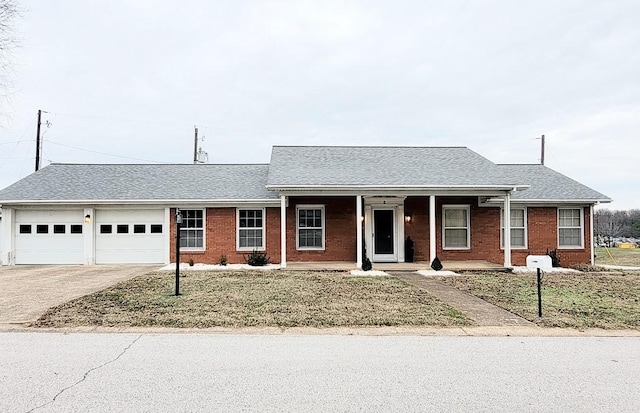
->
[1,1,638,209]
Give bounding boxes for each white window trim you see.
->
[558,207,584,249]
[236,207,266,252]
[296,204,325,251]
[442,205,470,250]
[500,207,528,249]
[179,208,206,252]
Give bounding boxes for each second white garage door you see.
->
[95,209,165,264]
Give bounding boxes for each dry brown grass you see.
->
[439,272,640,329]
[32,271,471,328]
[595,247,640,266]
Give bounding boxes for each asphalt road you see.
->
[2,333,639,412]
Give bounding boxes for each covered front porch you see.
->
[277,192,521,270]
[284,260,507,272]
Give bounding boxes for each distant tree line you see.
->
[594,209,640,242]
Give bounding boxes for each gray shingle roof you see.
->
[267,146,524,188]
[498,164,611,202]
[0,164,277,202]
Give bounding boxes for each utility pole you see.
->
[540,134,545,165]
[193,126,198,164]
[35,110,42,171]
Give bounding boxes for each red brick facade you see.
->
[170,197,592,266]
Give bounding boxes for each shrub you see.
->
[362,257,372,271]
[188,258,194,267]
[245,250,270,266]
[219,254,227,266]
[546,248,561,267]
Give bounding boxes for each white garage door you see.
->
[15,210,85,264]
[95,209,165,264]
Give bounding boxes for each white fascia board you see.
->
[484,198,612,205]
[0,199,281,207]
[267,184,530,191]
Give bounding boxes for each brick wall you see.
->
[169,199,591,267]
[169,207,281,264]
[286,196,357,262]
[403,197,591,266]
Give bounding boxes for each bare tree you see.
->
[0,0,19,115]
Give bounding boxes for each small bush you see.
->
[219,254,228,266]
[188,258,194,267]
[547,248,561,267]
[245,250,270,266]
[362,257,372,271]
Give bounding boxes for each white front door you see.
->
[372,208,397,262]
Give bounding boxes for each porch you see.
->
[284,260,506,272]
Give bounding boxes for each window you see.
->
[179,209,204,249]
[558,208,583,248]
[443,205,470,249]
[501,208,527,248]
[36,225,49,234]
[19,225,31,234]
[70,225,83,234]
[100,224,112,234]
[297,205,324,249]
[117,224,129,234]
[150,224,163,234]
[53,224,66,234]
[134,224,146,234]
[237,208,265,250]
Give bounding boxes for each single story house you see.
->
[0,146,610,268]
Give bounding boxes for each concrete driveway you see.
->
[0,265,157,325]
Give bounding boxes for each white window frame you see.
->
[179,208,206,251]
[236,207,266,251]
[500,207,528,249]
[442,205,470,250]
[558,207,584,249]
[296,205,325,251]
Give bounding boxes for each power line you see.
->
[45,140,168,163]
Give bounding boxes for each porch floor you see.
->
[284,260,505,272]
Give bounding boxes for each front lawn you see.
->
[595,247,640,266]
[440,272,640,329]
[32,271,470,328]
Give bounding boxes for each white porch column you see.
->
[429,195,436,264]
[590,204,595,265]
[356,195,362,269]
[83,207,95,265]
[1,207,14,265]
[280,195,287,268]
[504,191,512,268]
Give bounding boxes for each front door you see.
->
[373,209,397,262]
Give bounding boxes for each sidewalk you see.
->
[393,272,535,327]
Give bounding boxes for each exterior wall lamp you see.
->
[405,212,412,224]
[84,214,91,223]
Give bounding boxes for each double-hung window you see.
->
[558,208,583,248]
[443,205,470,249]
[501,208,527,248]
[237,208,265,251]
[180,209,205,250]
[297,205,324,250]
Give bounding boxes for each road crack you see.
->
[26,334,143,413]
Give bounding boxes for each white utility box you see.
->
[526,255,553,270]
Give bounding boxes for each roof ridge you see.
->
[272,145,468,149]
[48,163,271,166]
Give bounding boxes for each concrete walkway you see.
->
[394,272,535,327]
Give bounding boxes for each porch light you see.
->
[405,212,412,224]
[84,214,91,223]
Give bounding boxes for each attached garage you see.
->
[15,209,85,264]
[95,209,166,264]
